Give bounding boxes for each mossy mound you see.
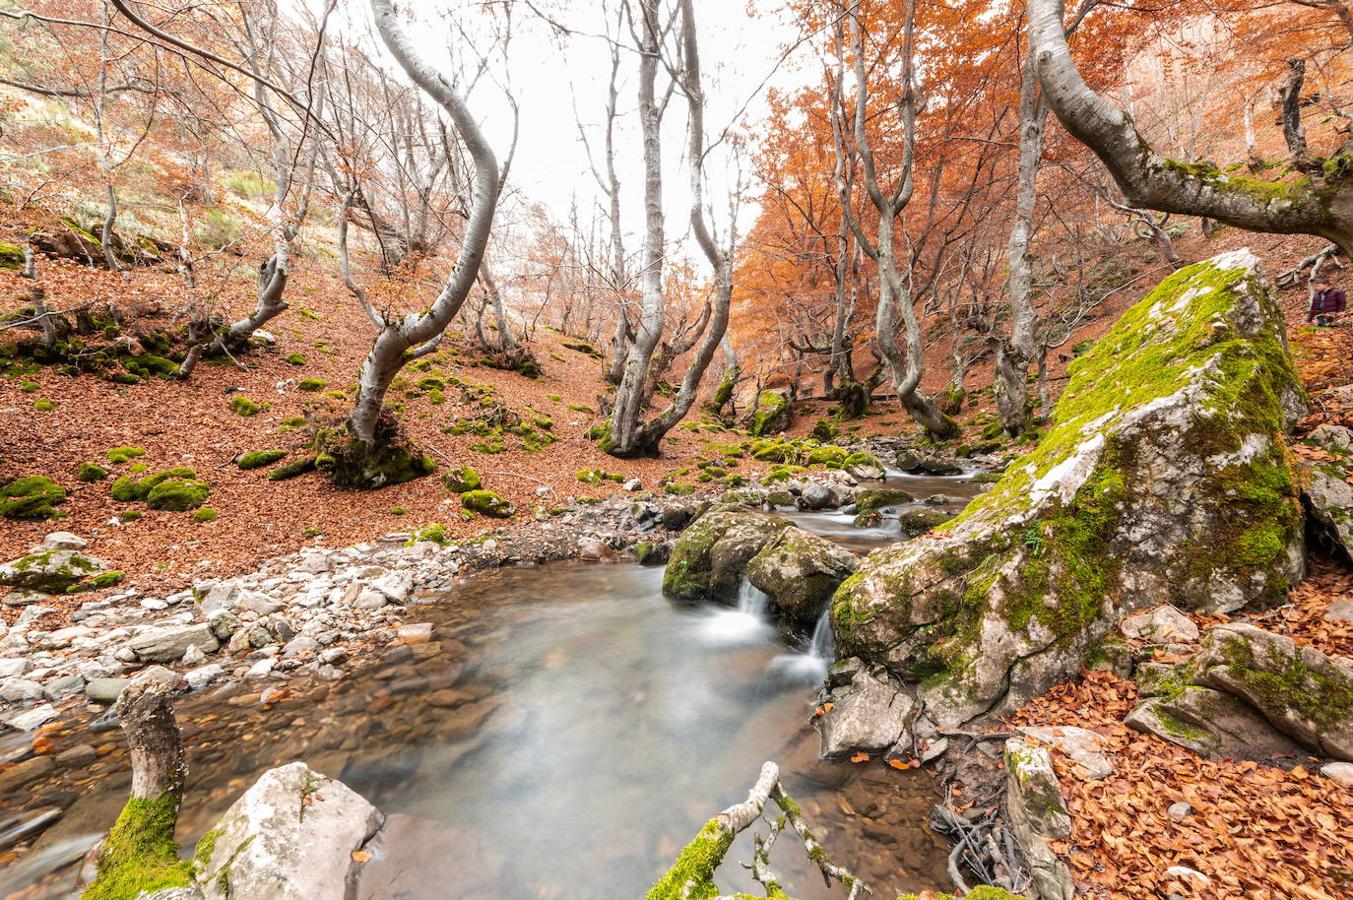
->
[441,465,482,493]
[298,377,327,392]
[146,478,210,511]
[192,507,218,523]
[237,449,287,470]
[460,489,514,518]
[107,446,146,464]
[268,456,317,481]
[78,462,110,482]
[831,251,1307,727]
[111,467,197,503]
[0,475,67,519]
[577,467,623,485]
[229,395,264,416]
[314,418,436,489]
[82,792,195,900]
[748,390,791,436]
[854,488,916,516]
[0,549,103,593]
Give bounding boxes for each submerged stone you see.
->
[831,250,1307,726]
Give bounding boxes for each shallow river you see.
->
[0,471,986,899]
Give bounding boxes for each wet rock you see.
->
[4,703,57,731]
[800,482,834,510]
[42,673,84,701]
[1004,736,1074,900]
[1125,685,1301,760]
[1303,465,1353,558]
[0,754,53,793]
[208,608,241,640]
[918,457,962,476]
[195,761,384,900]
[1119,605,1199,643]
[831,251,1306,728]
[397,623,433,645]
[0,658,27,678]
[55,743,97,768]
[818,669,913,758]
[282,636,319,659]
[1191,622,1353,760]
[746,527,857,630]
[896,507,950,537]
[126,623,219,663]
[662,508,789,602]
[0,805,62,851]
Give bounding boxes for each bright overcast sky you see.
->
[369,0,812,250]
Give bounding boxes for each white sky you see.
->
[378,0,811,254]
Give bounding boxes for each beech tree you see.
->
[1028,0,1353,254]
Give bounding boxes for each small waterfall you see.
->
[695,579,773,646]
[807,606,834,662]
[736,579,769,618]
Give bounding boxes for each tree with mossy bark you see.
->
[1028,0,1353,255]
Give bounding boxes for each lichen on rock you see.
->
[830,250,1307,727]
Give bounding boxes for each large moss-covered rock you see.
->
[748,390,791,436]
[0,476,67,520]
[746,526,857,629]
[0,548,106,593]
[831,251,1307,726]
[662,508,789,602]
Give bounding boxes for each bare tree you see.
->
[834,0,958,438]
[1028,0,1353,253]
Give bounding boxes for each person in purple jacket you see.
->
[1308,275,1347,326]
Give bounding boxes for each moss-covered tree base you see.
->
[314,417,436,489]
[82,793,194,900]
[831,250,1308,728]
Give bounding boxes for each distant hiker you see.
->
[1308,276,1346,326]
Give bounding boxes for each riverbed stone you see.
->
[86,677,130,703]
[1019,725,1113,780]
[746,526,857,630]
[0,754,54,794]
[195,761,384,900]
[41,531,87,551]
[830,251,1307,727]
[818,668,913,758]
[1191,622,1353,759]
[0,549,107,594]
[126,623,219,663]
[662,508,790,602]
[1303,464,1353,558]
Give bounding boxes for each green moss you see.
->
[111,467,196,503]
[749,390,789,437]
[268,456,317,481]
[644,818,733,900]
[314,420,436,489]
[146,478,210,511]
[192,507,218,523]
[67,570,125,592]
[229,395,263,417]
[1219,637,1353,731]
[578,468,623,485]
[19,379,39,393]
[107,447,146,465]
[33,397,55,411]
[855,489,916,515]
[0,475,67,519]
[0,240,25,269]
[408,522,450,545]
[442,465,482,493]
[121,356,178,379]
[297,377,327,392]
[81,792,192,900]
[284,352,306,366]
[78,462,110,482]
[237,450,287,470]
[460,489,513,518]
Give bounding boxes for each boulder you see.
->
[1119,604,1199,644]
[662,508,789,602]
[1125,685,1302,760]
[0,549,107,593]
[195,761,383,900]
[126,623,220,664]
[1307,423,1353,455]
[1019,725,1114,780]
[1004,737,1074,900]
[799,482,834,510]
[41,531,87,551]
[748,390,791,436]
[830,251,1307,727]
[817,668,913,758]
[1191,623,1353,760]
[746,527,857,629]
[1303,465,1353,558]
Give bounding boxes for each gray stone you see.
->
[354,589,387,610]
[42,674,84,701]
[0,658,27,679]
[127,623,219,663]
[238,591,283,616]
[4,704,58,731]
[1019,725,1114,780]
[195,762,383,900]
[746,527,857,630]
[208,608,241,640]
[1326,598,1353,624]
[198,580,240,615]
[1120,605,1199,643]
[185,664,224,692]
[800,483,833,510]
[41,531,87,551]
[282,636,319,659]
[0,754,54,793]
[1167,801,1193,821]
[1320,761,1353,787]
[1304,465,1353,558]
[662,509,790,602]
[0,550,107,594]
[1308,423,1353,455]
[1192,622,1353,760]
[0,678,43,703]
[55,744,97,768]
[86,678,130,703]
[1004,736,1074,900]
[1125,685,1302,761]
[818,669,913,758]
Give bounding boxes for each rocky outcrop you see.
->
[662,508,789,602]
[1303,464,1352,559]
[746,527,857,629]
[830,251,1307,728]
[195,762,383,900]
[1004,737,1074,900]
[1126,684,1303,760]
[1191,624,1353,759]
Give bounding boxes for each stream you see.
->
[0,471,987,900]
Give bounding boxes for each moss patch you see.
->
[460,490,513,518]
[83,792,193,900]
[237,449,287,470]
[0,475,67,519]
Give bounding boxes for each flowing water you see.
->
[0,470,985,899]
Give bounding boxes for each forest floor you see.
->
[3,207,1353,898]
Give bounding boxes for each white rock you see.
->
[5,704,58,731]
[238,591,283,616]
[0,658,28,678]
[195,762,383,900]
[1165,866,1212,887]
[1020,725,1114,780]
[0,678,44,703]
[1320,761,1353,788]
[181,644,207,666]
[42,532,87,551]
[184,664,224,691]
[247,658,275,679]
[1120,604,1199,643]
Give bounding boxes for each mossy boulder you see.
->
[107,446,147,465]
[843,450,885,480]
[268,457,317,481]
[0,476,67,519]
[746,526,858,629]
[78,462,110,482]
[237,450,287,470]
[313,419,436,490]
[831,251,1308,728]
[0,548,105,593]
[111,467,198,503]
[147,478,210,511]
[854,488,916,516]
[662,507,789,602]
[441,465,481,493]
[460,489,513,518]
[748,390,791,436]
